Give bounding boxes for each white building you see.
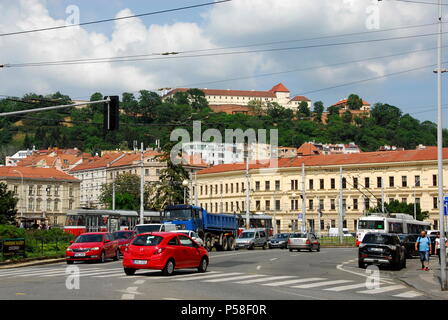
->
[164,83,312,111]
[5,147,36,166]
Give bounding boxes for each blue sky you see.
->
[0,0,446,125]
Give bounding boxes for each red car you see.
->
[122,232,209,276]
[66,232,120,264]
[113,230,136,256]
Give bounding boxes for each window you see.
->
[319,199,324,211]
[309,199,314,211]
[319,179,324,189]
[309,179,314,190]
[231,183,234,193]
[46,200,51,211]
[37,185,42,196]
[364,177,370,189]
[13,185,18,195]
[236,183,239,193]
[401,198,407,204]
[342,178,346,189]
[377,177,382,188]
[415,198,420,206]
[433,197,438,209]
[331,179,335,189]
[415,175,420,187]
[331,220,336,228]
[256,201,261,211]
[353,198,358,210]
[320,220,325,231]
[275,180,280,191]
[69,187,74,197]
[330,199,336,210]
[145,169,149,176]
[402,176,407,187]
[291,180,298,190]
[433,174,437,186]
[28,185,34,196]
[265,181,270,191]
[255,181,260,191]
[353,177,358,189]
[69,200,73,210]
[168,237,180,246]
[265,200,270,211]
[343,220,347,228]
[275,200,281,211]
[364,197,370,210]
[54,200,59,211]
[36,199,41,211]
[291,199,298,210]
[389,176,394,187]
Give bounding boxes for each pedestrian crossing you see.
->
[0,266,424,299]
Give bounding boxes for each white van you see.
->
[134,223,177,234]
[328,228,353,237]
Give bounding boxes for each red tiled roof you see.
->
[290,95,311,102]
[17,154,82,169]
[332,98,370,107]
[70,153,124,172]
[166,88,276,98]
[297,143,321,156]
[0,166,79,181]
[110,151,163,167]
[197,147,447,175]
[270,83,290,93]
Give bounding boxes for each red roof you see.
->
[297,143,321,156]
[270,83,290,93]
[198,147,447,175]
[332,98,370,107]
[110,151,163,167]
[290,95,311,102]
[0,166,79,181]
[70,153,124,172]
[166,88,275,98]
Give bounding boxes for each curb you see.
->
[0,257,66,269]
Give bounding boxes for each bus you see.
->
[236,214,273,237]
[64,209,161,236]
[356,213,431,246]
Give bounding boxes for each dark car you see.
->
[398,234,419,258]
[268,233,290,249]
[358,233,406,270]
[113,230,136,256]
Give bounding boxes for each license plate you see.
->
[74,253,86,257]
[370,248,383,252]
[133,260,147,265]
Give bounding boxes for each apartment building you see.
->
[0,166,80,227]
[194,146,447,233]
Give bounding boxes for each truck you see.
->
[162,204,238,251]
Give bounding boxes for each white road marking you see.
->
[357,284,406,294]
[262,278,327,287]
[324,283,368,292]
[0,268,63,276]
[134,280,146,285]
[96,272,130,278]
[173,272,242,281]
[203,274,264,283]
[121,294,134,300]
[270,258,278,261]
[393,291,423,298]
[163,297,181,300]
[336,260,395,284]
[171,271,220,279]
[291,279,353,289]
[234,276,295,284]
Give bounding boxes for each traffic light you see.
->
[104,96,119,131]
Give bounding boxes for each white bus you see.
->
[356,213,431,246]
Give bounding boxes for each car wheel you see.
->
[227,237,235,251]
[317,245,320,252]
[289,248,293,252]
[163,259,175,276]
[248,244,255,250]
[205,234,213,252]
[66,260,74,265]
[198,257,208,273]
[113,250,120,261]
[100,251,106,263]
[222,236,229,251]
[268,244,272,249]
[358,259,366,269]
[262,243,267,250]
[124,268,136,276]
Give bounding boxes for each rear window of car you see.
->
[290,233,306,238]
[132,235,163,246]
[113,232,134,240]
[275,234,289,239]
[363,234,396,245]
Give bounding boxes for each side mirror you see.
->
[104,239,110,243]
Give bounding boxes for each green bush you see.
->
[0,224,26,239]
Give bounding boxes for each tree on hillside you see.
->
[138,90,161,120]
[0,182,18,225]
[247,100,265,116]
[368,200,429,221]
[313,101,324,122]
[297,101,311,119]
[347,94,363,110]
[327,105,340,117]
[122,92,139,116]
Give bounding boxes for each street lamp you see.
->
[13,169,24,223]
[182,179,189,204]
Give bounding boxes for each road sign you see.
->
[444,196,448,216]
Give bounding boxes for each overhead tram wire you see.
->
[385,0,448,6]
[4,30,448,68]
[0,20,442,68]
[0,0,232,37]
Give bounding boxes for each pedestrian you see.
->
[415,230,432,271]
[435,233,441,264]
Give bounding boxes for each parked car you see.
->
[170,230,204,246]
[113,230,136,256]
[358,233,406,270]
[134,223,177,234]
[122,232,209,276]
[66,232,119,264]
[268,233,290,249]
[398,234,419,258]
[288,232,320,252]
[235,229,268,250]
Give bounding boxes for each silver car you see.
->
[288,232,320,252]
[235,229,268,250]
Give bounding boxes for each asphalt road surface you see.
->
[0,248,434,300]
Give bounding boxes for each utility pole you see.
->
[194,172,198,206]
[436,0,447,291]
[381,176,385,214]
[140,142,144,225]
[339,167,344,244]
[245,159,250,229]
[413,188,417,220]
[112,173,116,211]
[317,195,321,239]
[301,162,306,232]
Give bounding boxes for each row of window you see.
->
[25,198,73,211]
[15,185,74,197]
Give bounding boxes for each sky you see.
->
[0,0,446,124]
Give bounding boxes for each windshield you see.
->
[132,235,163,246]
[290,233,306,238]
[239,232,255,239]
[363,234,396,245]
[75,234,103,243]
[358,220,385,230]
[113,232,134,240]
[66,215,85,226]
[274,233,289,239]
[163,208,192,220]
[135,225,161,234]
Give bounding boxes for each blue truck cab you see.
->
[162,204,238,251]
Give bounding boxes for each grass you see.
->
[319,236,356,247]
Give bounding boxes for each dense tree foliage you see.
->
[368,200,429,221]
[0,182,18,225]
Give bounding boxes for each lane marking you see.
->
[357,284,406,294]
[393,291,423,298]
[173,272,242,281]
[324,283,368,292]
[336,260,395,284]
[121,294,134,300]
[0,268,64,276]
[270,258,278,261]
[234,275,295,284]
[262,278,326,287]
[134,280,146,285]
[291,279,353,289]
[203,274,264,283]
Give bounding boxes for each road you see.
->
[0,248,433,300]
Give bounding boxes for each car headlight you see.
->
[66,248,73,252]
[90,247,100,251]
